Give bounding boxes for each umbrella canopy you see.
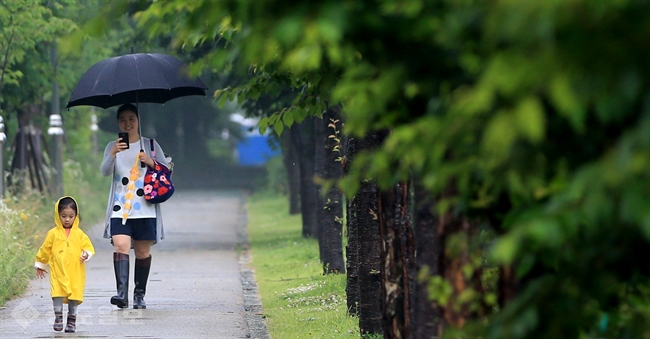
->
[66,53,208,109]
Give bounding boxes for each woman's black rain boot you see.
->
[110,252,129,308]
[133,255,151,309]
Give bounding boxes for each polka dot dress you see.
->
[111,140,156,221]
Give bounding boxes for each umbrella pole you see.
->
[136,94,145,167]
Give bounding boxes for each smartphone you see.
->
[118,132,129,149]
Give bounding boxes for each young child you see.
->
[35,196,95,333]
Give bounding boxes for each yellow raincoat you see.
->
[34,196,95,303]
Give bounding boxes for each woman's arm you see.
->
[152,140,169,168]
[100,141,117,176]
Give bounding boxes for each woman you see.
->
[101,103,169,309]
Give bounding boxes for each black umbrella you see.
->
[66,52,208,109]
[66,52,208,153]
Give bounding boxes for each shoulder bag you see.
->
[143,139,174,203]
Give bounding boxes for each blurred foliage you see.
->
[53,0,650,337]
[263,155,288,195]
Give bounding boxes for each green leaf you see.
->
[283,112,295,127]
[549,75,586,133]
[515,97,546,144]
[258,117,269,135]
[274,121,285,136]
[482,111,516,161]
[491,234,519,264]
[218,93,228,108]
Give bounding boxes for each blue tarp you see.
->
[236,132,280,166]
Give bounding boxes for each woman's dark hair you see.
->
[58,197,78,215]
[117,103,138,119]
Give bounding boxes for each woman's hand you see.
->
[36,268,46,279]
[139,151,155,168]
[111,138,129,158]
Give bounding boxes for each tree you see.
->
[315,105,345,273]
[0,0,76,194]
[349,132,384,336]
[0,0,66,110]
[411,181,441,338]
[123,1,650,338]
[344,135,360,316]
[281,128,301,215]
[243,89,300,213]
[286,116,316,237]
[378,181,415,339]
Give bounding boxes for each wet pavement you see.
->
[0,190,269,339]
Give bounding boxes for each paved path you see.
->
[0,190,269,339]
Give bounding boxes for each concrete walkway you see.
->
[0,190,269,339]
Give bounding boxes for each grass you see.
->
[247,191,360,339]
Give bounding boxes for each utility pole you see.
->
[49,40,63,198]
[48,114,64,198]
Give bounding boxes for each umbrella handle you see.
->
[142,139,156,168]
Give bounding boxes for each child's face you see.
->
[59,207,77,229]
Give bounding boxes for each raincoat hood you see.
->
[54,196,80,230]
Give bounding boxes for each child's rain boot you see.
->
[53,311,63,331]
[65,314,76,333]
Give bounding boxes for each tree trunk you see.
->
[498,264,517,309]
[345,135,360,316]
[378,181,415,339]
[319,106,345,274]
[355,132,384,336]
[412,180,442,339]
[315,115,327,261]
[291,116,318,238]
[8,104,48,194]
[282,125,301,215]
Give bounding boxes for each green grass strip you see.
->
[247,192,360,339]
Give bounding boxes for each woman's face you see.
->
[118,110,139,136]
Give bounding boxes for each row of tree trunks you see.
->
[286,114,494,337]
[316,106,345,274]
